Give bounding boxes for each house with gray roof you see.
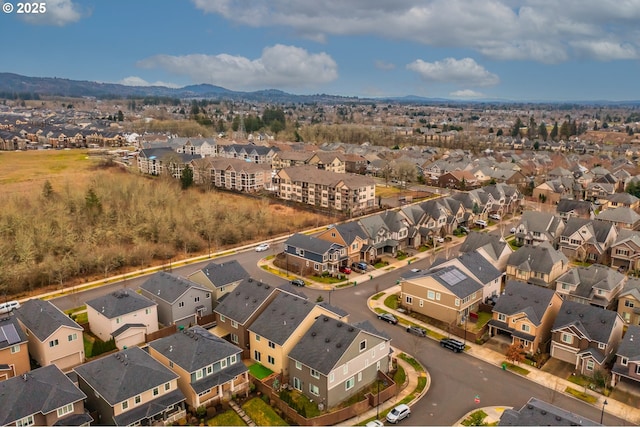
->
[550,300,624,377]
[499,397,599,426]
[140,271,213,328]
[248,291,346,378]
[137,147,199,177]
[555,264,626,310]
[556,199,594,221]
[148,326,249,410]
[74,346,186,426]
[616,278,640,325]
[315,221,374,265]
[459,231,513,270]
[0,314,30,381]
[606,192,640,211]
[506,242,569,287]
[558,218,617,264]
[514,211,565,247]
[596,206,640,230]
[611,325,640,389]
[400,265,484,327]
[86,289,158,350]
[610,229,640,272]
[0,364,92,426]
[187,260,250,302]
[15,298,85,371]
[488,281,563,355]
[287,316,391,408]
[283,233,347,276]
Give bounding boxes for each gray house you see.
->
[0,364,92,427]
[555,264,626,310]
[74,346,186,426]
[514,211,564,247]
[283,233,347,276]
[140,271,212,327]
[187,260,250,303]
[611,325,640,389]
[287,316,391,408]
[459,231,513,271]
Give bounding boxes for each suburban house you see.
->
[437,170,478,190]
[514,211,565,247]
[417,197,467,239]
[357,212,407,259]
[216,143,278,164]
[137,147,198,178]
[188,260,251,302]
[190,157,272,193]
[271,150,313,170]
[0,315,30,381]
[617,278,640,325]
[533,180,572,205]
[247,292,347,379]
[555,199,594,221]
[595,206,640,230]
[488,281,563,355]
[499,397,599,426]
[458,231,513,271]
[74,346,186,426]
[15,299,85,371]
[148,326,249,410]
[140,271,213,328]
[400,266,484,326]
[429,251,503,301]
[505,242,570,287]
[343,153,368,174]
[287,316,391,409]
[86,289,158,349]
[555,264,626,310]
[550,300,624,377]
[283,233,348,276]
[307,151,346,173]
[611,325,640,389]
[214,279,299,358]
[273,166,376,214]
[557,218,618,264]
[315,221,372,265]
[606,192,640,211]
[609,229,640,273]
[0,364,92,427]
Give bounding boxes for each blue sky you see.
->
[1,0,640,101]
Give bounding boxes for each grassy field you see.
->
[242,398,288,426]
[207,410,246,426]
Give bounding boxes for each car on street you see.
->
[0,300,20,314]
[489,213,501,220]
[255,243,270,252]
[406,326,427,337]
[440,338,466,353]
[377,313,398,325]
[386,404,411,423]
[290,279,305,287]
[339,265,352,274]
[365,421,384,427]
[434,236,444,243]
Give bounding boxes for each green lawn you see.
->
[248,363,273,380]
[503,362,530,376]
[83,334,94,358]
[394,364,406,386]
[207,410,246,426]
[242,397,288,426]
[384,294,399,310]
[565,387,598,404]
[371,292,385,300]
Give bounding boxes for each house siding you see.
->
[20,324,84,371]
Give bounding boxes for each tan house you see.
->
[606,192,640,211]
[400,266,484,326]
[558,218,617,264]
[307,151,346,173]
[191,157,272,193]
[610,229,640,272]
[271,150,312,170]
[316,221,370,265]
[488,281,563,355]
[247,292,347,379]
[15,299,84,372]
[187,260,250,303]
[86,289,158,349]
[148,326,249,410]
[617,278,640,325]
[505,242,570,288]
[0,315,30,381]
[611,325,640,389]
[555,264,625,310]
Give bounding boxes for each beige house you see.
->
[505,242,569,288]
[0,315,30,381]
[187,260,250,302]
[307,151,346,173]
[617,279,640,325]
[86,290,158,349]
[248,292,347,378]
[15,299,85,372]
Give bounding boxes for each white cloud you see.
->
[137,44,338,90]
[118,77,181,89]
[191,0,640,63]
[450,89,484,98]
[570,40,639,61]
[374,60,396,71]
[407,58,499,87]
[17,0,83,26]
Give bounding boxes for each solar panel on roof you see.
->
[439,269,467,286]
[0,324,21,345]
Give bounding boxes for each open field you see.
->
[0,150,330,297]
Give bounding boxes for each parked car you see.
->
[365,421,384,427]
[489,214,501,220]
[459,226,470,234]
[0,300,20,314]
[339,265,352,274]
[351,261,368,272]
[406,326,427,337]
[290,279,305,287]
[255,243,270,252]
[510,227,516,233]
[386,404,411,423]
[434,236,444,243]
[377,313,398,325]
[474,219,487,228]
[440,338,465,353]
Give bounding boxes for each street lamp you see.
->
[600,399,608,424]
[462,315,467,345]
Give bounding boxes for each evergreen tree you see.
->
[538,122,548,141]
[550,121,559,140]
[181,166,194,190]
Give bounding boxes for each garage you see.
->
[51,352,83,371]
[113,325,147,350]
[551,343,577,365]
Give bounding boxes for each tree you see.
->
[117,110,124,122]
[180,166,194,190]
[538,122,548,141]
[511,117,523,137]
[85,187,102,224]
[533,141,539,151]
[527,116,537,139]
[550,121,559,140]
[506,343,525,365]
[496,128,503,137]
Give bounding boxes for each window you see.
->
[221,358,227,369]
[231,320,238,329]
[57,403,73,417]
[10,344,20,353]
[343,365,349,375]
[49,339,59,347]
[153,387,159,396]
[625,300,635,308]
[164,382,171,391]
[194,296,200,303]
[16,415,34,427]
[134,395,142,405]
[219,315,225,322]
[254,351,261,362]
[405,295,413,304]
[585,360,595,371]
[178,302,185,308]
[455,298,460,307]
[436,292,441,301]
[122,401,129,411]
[68,333,77,342]
[206,293,211,299]
[309,384,320,396]
[116,317,122,324]
[268,341,276,349]
[521,324,531,333]
[169,361,173,368]
[561,283,570,290]
[345,376,355,391]
[359,340,366,352]
[427,290,435,300]
[598,342,606,350]
[230,354,237,365]
[230,333,239,344]
[561,333,573,344]
[621,357,628,366]
[357,372,362,382]
[329,372,335,383]
[293,377,301,391]
[636,365,640,375]
[145,308,150,315]
[295,361,302,370]
[268,355,275,365]
[497,313,506,322]
[310,368,320,379]
[255,334,261,341]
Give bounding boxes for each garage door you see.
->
[551,343,577,364]
[51,352,83,371]
[115,329,146,350]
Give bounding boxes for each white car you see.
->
[386,404,411,423]
[510,227,517,233]
[489,214,501,220]
[0,300,20,314]
[255,243,270,252]
[366,421,384,427]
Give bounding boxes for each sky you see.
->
[1,0,640,101]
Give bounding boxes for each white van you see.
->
[0,300,20,314]
[474,219,488,228]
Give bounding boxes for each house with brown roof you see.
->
[437,170,478,190]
